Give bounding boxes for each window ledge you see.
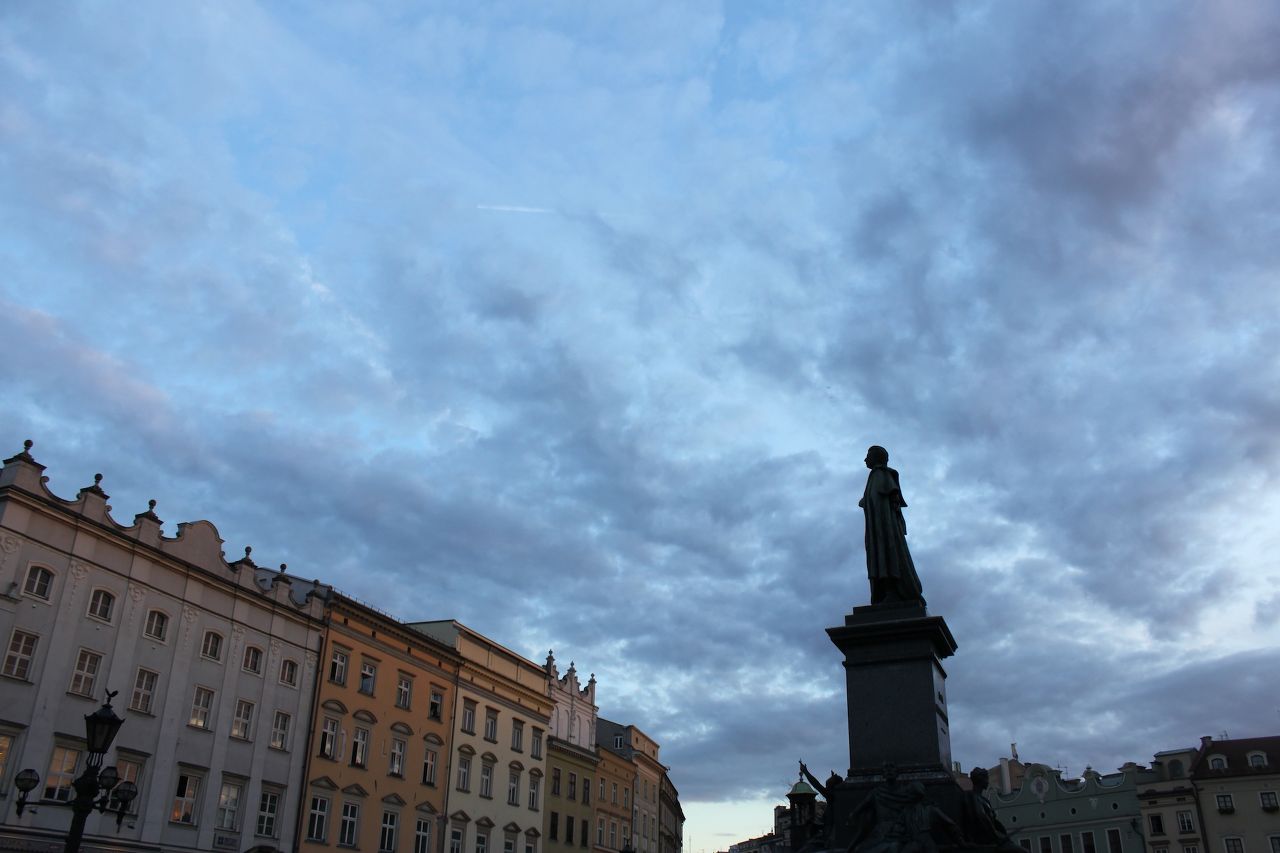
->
[187,724,213,733]
[66,691,96,701]
[0,674,33,684]
[128,708,156,717]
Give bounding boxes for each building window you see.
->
[319,717,340,758]
[566,816,575,845]
[1268,841,1279,853]
[423,748,438,785]
[171,772,201,824]
[477,833,488,853]
[201,631,223,661]
[394,675,413,709]
[1183,846,1198,853]
[1082,832,1096,853]
[1260,791,1279,810]
[390,738,406,776]
[1061,835,1075,853]
[280,658,299,686]
[581,829,587,849]
[612,782,618,805]
[257,789,281,837]
[583,775,591,805]
[430,689,444,720]
[23,565,53,599]
[44,746,80,801]
[144,610,169,641]
[270,711,291,750]
[243,645,263,675]
[531,729,543,759]
[189,686,215,728]
[415,819,432,853]
[1217,794,1235,813]
[88,589,115,622]
[569,772,577,800]
[340,802,360,847]
[110,758,144,812]
[3,630,38,680]
[528,843,538,853]
[457,755,471,791]
[485,709,499,741]
[598,819,605,845]
[611,822,618,848]
[69,649,102,696]
[1248,752,1268,768]
[550,813,559,842]
[217,780,244,830]
[1222,840,1243,853]
[231,699,255,740]
[1151,815,1166,835]
[1177,811,1194,832]
[351,727,369,767]
[512,720,524,751]
[613,735,623,749]
[451,829,464,853]
[1107,829,1123,853]
[505,839,516,853]
[380,811,399,853]
[462,701,477,734]
[552,768,561,796]
[131,668,158,713]
[480,762,494,798]
[1154,848,1169,853]
[529,774,541,810]
[623,788,629,809]
[330,648,349,684]
[308,796,330,842]
[1210,757,1227,770]
[358,661,377,695]
[508,770,520,806]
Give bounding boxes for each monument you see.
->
[791,446,1008,853]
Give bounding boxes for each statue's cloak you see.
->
[859,465,923,602]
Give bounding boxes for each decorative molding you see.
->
[231,624,246,651]
[304,652,317,673]
[269,639,282,661]
[129,584,147,603]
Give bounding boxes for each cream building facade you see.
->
[1190,736,1279,853]
[0,442,328,853]
[542,653,598,853]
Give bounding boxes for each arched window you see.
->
[23,565,54,600]
[1247,752,1267,768]
[243,645,264,674]
[1209,756,1227,770]
[87,589,115,622]
[201,631,224,661]
[143,610,169,641]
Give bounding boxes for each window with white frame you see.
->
[484,709,498,741]
[1177,811,1194,832]
[330,649,348,684]
[1217,794,1235,813]
[359,661,377,695]
[390,738,406,776]
[598,818,604,845]
[512,720,524,751]
[69,649,102,696]
[256,789,281,838]
[1267,838,1279,853]
[189,686,215,729]
[351,727,369,767]
[610,821,618,848]
[1210,756,1227,770]
[201,631,223,661]
[612,782,618,804]
[461,701,476,734]
[1261,791,1279,810]
[171,772,201,824]
[231,699,255,739]
[110,757,143,812]
[1223,840,1243,853]
[422,747,438,785]
[528,774,540,810]
[88,589,115,622]
[1248,752,1268,768]
[457,755,471,791]
[131,668,158,713]
[44,746,80,801]
[308,795,330,841]
[280,658,298,687]
[380,810,399,853]
[4,630,38,680]
[23,565,53,599]
[505,838,515,853]
[340,801,360,847]
[242,646,263,675]
[320,717,339,758]
[531,729,543,759]
[476,831,488,853]
[480,762,494,798]
[144,610,169,641]
[552,768,561,795]
[270,711,291,750]
[583,775,590,805]
[527,841,538,853]
[415,819,432,853]
[508,770,520,805]
[217,780,244,830]
[451,828,464,853]
[396,675,412,709]
[568,772,577,801]
[429,689,443,720]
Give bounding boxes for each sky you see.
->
[3,0,1280,847]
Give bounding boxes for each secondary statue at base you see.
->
[859,446,923,604]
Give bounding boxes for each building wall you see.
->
[543,652,600,853]
[299,596,461,853]
[1190,736,1280,853]
[658,773,682,853]
[991,762,1155,853]
[0,445,327,853]
[1136,748,1205,853]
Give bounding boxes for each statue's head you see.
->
[865,445,889,468]
[883,763,898,783]
[969,767,990,792]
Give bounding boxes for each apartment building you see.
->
[543,653,598,853]
[1190,736,1279,853]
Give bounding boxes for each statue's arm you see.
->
[799,762,829,798]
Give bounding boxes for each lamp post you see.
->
[11,690,139,853]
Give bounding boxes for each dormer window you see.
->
[1247,752,1267,768]
[1209,756,1227,770]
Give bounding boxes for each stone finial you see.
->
[135,498,161,524]
[81,472,109,498]
[279,563,287,573]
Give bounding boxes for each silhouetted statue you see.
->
[848,765,961,853]
[859,446,923,604]
[959,768,1021,851]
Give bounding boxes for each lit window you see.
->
[3,630,38,680]
[485,709,498,741]
[330,649,349,684]
[243,646,263,675]
[280,658,298,686]
[270,711,291,750]
[110,758,143,812]
[231,700,255,739]
[171,772,201,824]
[44,746,80,801]
[23,566,53,599]
[88,589,115,621]
[422,748,438,785]
[189,686,215,729]
[351,727,369,767]
[201,631,223,661]
[380,811,399,853]
[131,668,158,713]
[359,661,377,695]
[396,676,412,709]
[320,717,339,758]
[340,802,360,847]
[390,738,406,776]
[69,649,102,696]
[257,789,281,838]
[144,610,169,641]
[217,781,244,830]
[308,796,330,841]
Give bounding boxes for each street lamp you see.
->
[11,690,139,853]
